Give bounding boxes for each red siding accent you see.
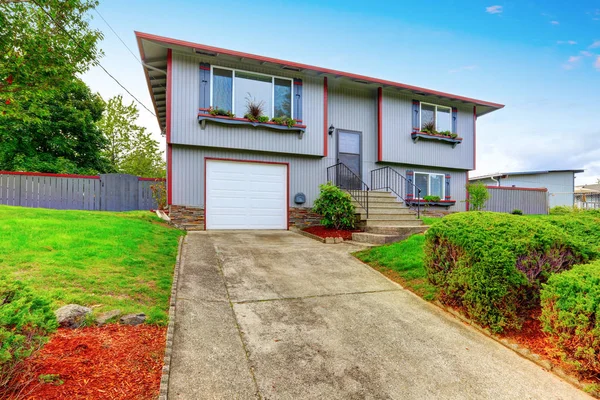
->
[487,186,548,192]
[0,171,99,179]
[323,77,328,157]
[166,49,173,144]
[134,31,504,110]
[199,65,210,71]
[197,113,306,128]
[203,158,291,230]
[473,106,477,170]
[377,87,383,162]
[167,144,173,205]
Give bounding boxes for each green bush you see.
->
[312,183,356,230]
[423,195,441,202]
[549,206,581,215]
[0,278,57,389]
[540,261,600,377]
[466,182,489,211]
[511,209,523,215]
[424,212,594,332]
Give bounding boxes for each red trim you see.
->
[138,177,166,181]
[411,131,463,141]
[323,77,328,157]
[293,81,303,86]
[465,171,470,211]
[409,199,456,204]
[0,171,99,179]
[134,31,504,111]
[167,144,172,205]
[197,113,306,128]
[486,186,548,192]
[166,49,173,144]
[199,65,210,71]
[199,107,210,111]
[203,158,290,230]
[473,106,477,170]
[377,87,383,162]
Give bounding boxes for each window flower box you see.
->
[410,131,462,148]
[198,113,307,138]
[406,199,456,208]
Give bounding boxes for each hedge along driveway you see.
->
[0,205,184,324]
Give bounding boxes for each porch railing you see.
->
[370,166,422,218]
[327,163,370,218]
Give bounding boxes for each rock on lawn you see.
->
[55,304,92,328]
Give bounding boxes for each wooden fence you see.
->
[0,171,163,211]
[484,186,548,215]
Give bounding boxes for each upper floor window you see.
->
[415,172,445,199]
[420,103,452,133]
[211,67,293,118]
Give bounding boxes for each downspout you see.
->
[490,175,500,186]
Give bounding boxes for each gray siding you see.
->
[171,53,324,157]
[171,145,467,211]
[485,187,548,214]
[381,91,474,170]
[474,172,575,208]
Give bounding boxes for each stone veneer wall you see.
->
[169,205,321,230]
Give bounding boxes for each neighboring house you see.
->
[575,184,600,209]
[136,32,504,230]
[469,170,583,208]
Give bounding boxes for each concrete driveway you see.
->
[168,231,590,400]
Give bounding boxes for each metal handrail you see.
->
[326,163,370,218]
[370,166,422,218]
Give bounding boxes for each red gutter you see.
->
[487,186,548,192]
[135,31,505,111]
[377,87,383,162]
[323,77,328,157]
[166,48,173,205]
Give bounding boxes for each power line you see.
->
[30,0,156,117]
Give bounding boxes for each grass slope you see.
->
[354,234,437,300]
[0,206,184,324]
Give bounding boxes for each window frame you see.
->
[414,171,445,199]
[419,102,452,132]
[209,65,294,119]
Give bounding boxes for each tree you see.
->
[98,95,165,178]
[0,0,103,121]
[466,181,490,211]
[0,78,111,174]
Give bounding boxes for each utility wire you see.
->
[30,0,157,117]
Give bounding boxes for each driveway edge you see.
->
[158,235,184,400]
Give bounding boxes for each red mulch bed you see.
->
[303,225,360,241]
[7,325,166,400]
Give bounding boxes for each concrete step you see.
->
[365,225,428,236]
[182,223,205,231]
[363,214,419,221]
[350,197,399,204]
[351,232,404,245]
[357,208,415,217]
[365,219,423,227]
[355,203,409,211]
[346,190,395,198]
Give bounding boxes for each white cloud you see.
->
[557,40,577,45]
[486,5,503,14]
[448,65,478,73]
[590,40,600,48]
[550,20,560,25]
[580,51,593,57]
[568,56,581,63]
[563,56,581,70]
[595,56,600,70]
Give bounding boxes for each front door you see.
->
[337,130,362,190]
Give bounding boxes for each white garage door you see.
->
[206,160,288,229]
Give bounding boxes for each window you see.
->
[414,172,445,199]
[211,67,293,118]
[420,103,452,132]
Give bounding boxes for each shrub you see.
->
[0,278,57,391]
[511,209,523,215]
[550,206,581,215]
[312,183,356,230]
[466,182,489,211]
[150,180,167,210]
[540,261,600,378]
[424,212,593,332]
[257,115,269,123]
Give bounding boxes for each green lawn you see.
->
[354,234,437,300]
[0,205,184,325]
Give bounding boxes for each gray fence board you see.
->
[485,186,548,215]
[0,173,161,212]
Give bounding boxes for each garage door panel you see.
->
[206,160,287,230]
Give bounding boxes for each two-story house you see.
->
[136,32,504,231]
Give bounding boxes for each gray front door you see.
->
[337,130,362,189]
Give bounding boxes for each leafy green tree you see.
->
[0,0,103,122]
[0,78,111,174]
[466,181,490,211]
[99,95,165,178]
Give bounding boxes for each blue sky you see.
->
[81,0,600,184]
